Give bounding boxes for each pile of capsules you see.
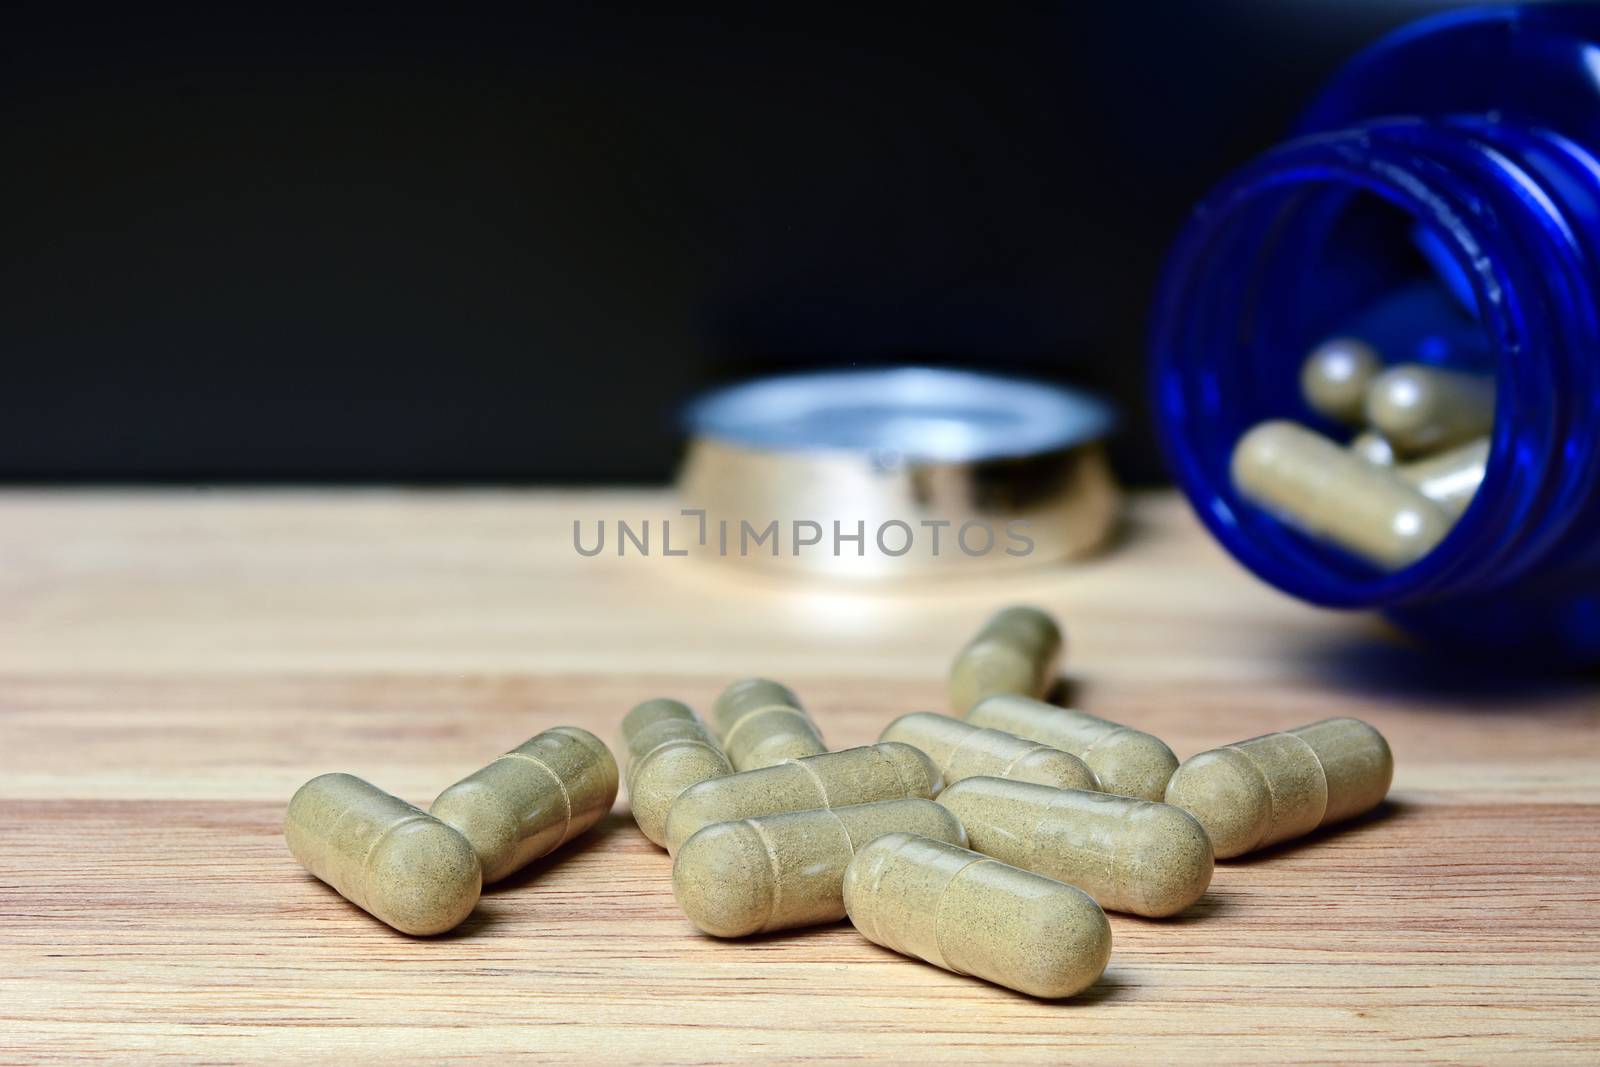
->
[1233,336,1493,569]
[285,606,1394,999]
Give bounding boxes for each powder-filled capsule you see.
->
[663,742,941,854]
[1365,363,1495,455]
[1300,337,1382,424]
[621,699,732,848]
[880,712,1098,792]
[1232,420,1452,569]
[1164,717,1394,859]
[431,726,618,883]
[1350,431,1396,467]
[948,606,1063,714]
[672,799,966,937]
[939,777,1212,917]
[965,695,1177,802]
[843,833,1112,1000]
[1398,436,1489,516]
[285,773,481,936]
[711,677,827,771]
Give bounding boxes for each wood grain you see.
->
[1,489,1596,1063]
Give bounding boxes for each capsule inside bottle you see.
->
[1301,337,1382,424]
[1397,436,1488,516]
[1364,363,1494,456]
[1231,420,1452,570]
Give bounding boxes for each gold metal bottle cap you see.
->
[678,367,1118,579]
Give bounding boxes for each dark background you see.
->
[1,1,1494,485]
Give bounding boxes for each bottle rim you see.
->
[1150,119,1590,609]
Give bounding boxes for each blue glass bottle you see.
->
[1150,3,1600,660]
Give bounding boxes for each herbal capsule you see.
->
[1300,337,1382,424]
[431,726,618,883]
[1398,436,1489,516]
[948,606,1063,714]
[1365,363,1495,455]
[662,742,941,855]
[879,712,1098,792]
[711,677,827,771]
[1232,420,1452,569]
[621,699,732,848]
[285,773,480,936]
[939,777,1212,917]
[965,695,1177,802]
[672,799,966,937]
[1164,717,1394,859]
[843,833,1112,1000]
[1350,430,1396,467]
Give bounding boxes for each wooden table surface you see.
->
[2,489,1596,1064]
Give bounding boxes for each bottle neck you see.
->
[1151,117,1600,609]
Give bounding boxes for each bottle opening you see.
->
[1151,134,1523,609]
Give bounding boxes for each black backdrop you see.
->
[1,1,1489,484]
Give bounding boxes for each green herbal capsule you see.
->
[621,699,732,848]
[939,777,1212,917]
[879,712,1098,792]
[948,606,1063,714]
[1300,337,1382,424]
[431,726,618,883]
[1164,717,1394,859]
[843,833,1112,1000]
[285,773,481,936]
[1398,436,1489,517]
[1365,363,1495,455]
[1232,420,1451,569]
[672,799,966,937]
[662,743,942,855]
[965,695,1177,802]
[1350,430,1396,467]
[712,677,828,771]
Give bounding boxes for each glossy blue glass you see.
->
[1150,3,1600,660]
